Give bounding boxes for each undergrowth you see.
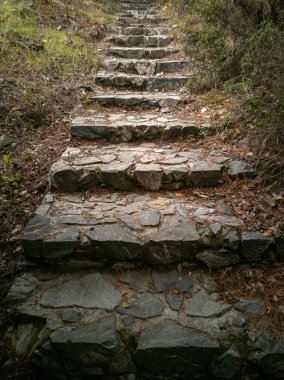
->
[165,0,284,188]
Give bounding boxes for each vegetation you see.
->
[0,0,113,136]
[166,0,284,187]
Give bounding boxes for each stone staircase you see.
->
[6,1,284,379]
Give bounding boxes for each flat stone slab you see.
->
[185,291,231,318]
[107,34,173,47]
[103,58,190,75]
[136,320,220,374]
[96,72,189,90]
[40,273,122,310]
[70,113,202,142]
[108,26,170,36]
[118,292,164,319]
[108,47,179,59]
[49,145,241,192]
[90,91,187,109]
[20,191,263,263]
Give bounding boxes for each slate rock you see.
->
[211,346,242,379]
[50,162,79,192]
[6,274,37,303]
[119,271,149,292]
[225,231,240,251]
[117,293,164,319]
[233,314,249,328]
[186,162,222,187]
[138,210,160,226]
[235,299,266,315]
[101,162,133,190]
[22,215,52,258]
[40,273,121,310]
[185,291,231,318]
[196,250,240,269]
[241,232,273,260]
[146,216,200,264]
[166,294,183,311]
[86,224,143,261]
[135,320,220,374]
[197,274,218,293]
[42,228,80,259]
[70,123,109,140]
[135,164,163,191]
[61,310,82,323]
[152,271,194,292]
[276,237,284,262]
[50,316,135,373]
[228,160,255,179]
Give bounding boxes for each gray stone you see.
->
[196,250,240,269]
[276,237,284,262]
[109,47,179,59]
[241,231,273,260]
[6,274,37,303]
[135,164,163,191]
[146,216,200,264]
[42,228,80,259]
[228,160,255,178]
[40,273,121,310]
[187,162,223,187]
[211,346,242,379]
[137,210,160,226]
[185,291,231,318]
[22,215,52,258]
[197,274,218,293]
[116,211,142,231]
[118,293,164,319]
[50,316,135,373]
[49,162,79,192]
[61,310,81,322]
[152,271,194,292]
[0,134,13,148]
[120,271,149,292]
[135,320,220,374]
[233,314,249,327]
[225,231,240,251]
[122,316,135,327]
[235,299,266,315]
[166,294,183,310]
[86,224,143,260]
[101,162,133,190]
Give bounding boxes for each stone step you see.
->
[108,25,170,36]
[96,72,189,91]
[69,113,213,142]
[49,145,255,192]
[108,47,179,59]
[21,191,278,265]
[117,16,167,25]
[107,34,173,48]
[8,269,282,380]
[90,92,188,109]
[121,3,156,10]
[104,59,190,75]
[8,268,284,380]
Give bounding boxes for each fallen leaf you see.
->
[263,229,274,237]
[121,301,130,308]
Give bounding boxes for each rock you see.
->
[40,273,122,311]
[196,250,240,269]
[185,290,231,318]
[241,232,273,260]
[186,162,223,187]
[119,271,149,292]
[86,224,143,261]
[211,346,242,379]
[6,274,37,303]
[22,216,52,258]
[145,216,200,264]
[135,164,163,191]
[50,316,135,373]
[101,162,133,190]
[117,293,164,319]
[116,212,142,231]
[233,314,249,328]
[166,294,183,310]
[235,299,266,315]
[228,160,255,178]
[0,134,13,148]
[259,195,276,209]
[152,271,194,292]
[135,320,220,374]
[42,228,80,259]
[200,124,216,136]
[137,210,160,226]
[61,310,81,323]
[49,162,79,192]
[197,274,218,293]
[225,231,240,251]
